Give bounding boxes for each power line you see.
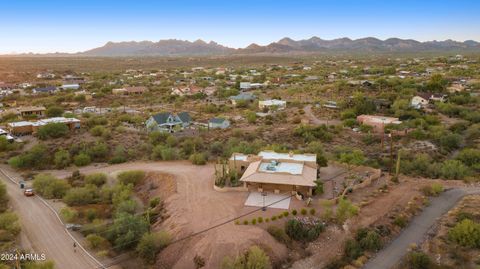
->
[92,192,295,269]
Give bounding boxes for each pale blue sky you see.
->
[1,0,479,53]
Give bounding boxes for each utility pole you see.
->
[389,133,394,174]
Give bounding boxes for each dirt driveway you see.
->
[43,161,287,268]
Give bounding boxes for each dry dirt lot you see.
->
[43,161,288,269]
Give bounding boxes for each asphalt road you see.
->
[363,187,480,269]
[0,169,101,269]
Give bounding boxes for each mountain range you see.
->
[11,37,480,56]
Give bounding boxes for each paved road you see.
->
[303,105,341,126]
[363,187,480,269]
[0,169,101,269]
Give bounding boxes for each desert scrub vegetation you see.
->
[285,218,325,242]
[32,174,70,199]
[136,231,171,264]
[117,170,145,186]
[221,245,272,269]
[420,183,444,197]
[448,219,480,248]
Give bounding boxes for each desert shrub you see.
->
[193,255,206,269]
[32,174,70,199]
[258,217,263,223]
[37,123,69,139]
[189,152,207,165]
[136,231,171,264]
[46,106,64,117]
[221,245,272,269]
[149,197,161,208]
[285,219,325,242]
[393,215,408,228]
[85,173,107,186]
[0,212,21,238]
[251,218,257,225]
[60,207,78,222]
[54,148,71,169]
[151,145,178,160]
[87,141,109,161]
[421,183,444,197]
[407,251,432,269]
[8,144,50,169]
[63,185,99,206]
[283,211,289,217]
[86,234,108,250]
[344,239,363,260]
[243,220,249,225]
[271,216,277,221]
[108,213,149,250]
[74,153,91,166]
[336,198,359,224]
[117,170,145,186]
[440,160,470,180]
[90,125,108,137]
[356,228,382,251]
[448,219,480,248]
[301,208,308,215]
[292,209,297,216]
[310,208,316,215]
[267,225,291,245]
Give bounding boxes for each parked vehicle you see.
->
[24,188,34,197]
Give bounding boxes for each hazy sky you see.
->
[1,0,479,54]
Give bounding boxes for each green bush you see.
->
[85,173,107,186]
[60,207,78,222]
[310,208,316,215]
[393,215,408,228]
[448,219,480,248]
[243,220,249,225]
[421,183,444,197]
[251,218,257,225]
[285,219,325,242]
[86,234,108,249]
[74,153,91,167]
[267,225,291,245]
[407,251,432,269]
[301,208,308,215]
[271,216,277,221]
[54,148,71,169]
[37,123,69,139]
[189,152,207,165]
[221,245,272,269]
[136,231,171,264]
[344,239,363,260]
[0,212,21,238]
[336,198,359,224]
[258,217,263,223]
[356,228,382,251]
[283,211,289,217]
[63,185,99,206]
[46,106,64,117]
[90,125,108,137]
[107,213,149,250]
[8,144,50,169]
[32,174,70,199]
[440,160,470,180]
[117,170,145,186]
[292,209,297,216]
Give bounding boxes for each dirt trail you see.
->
[304,104,341,126]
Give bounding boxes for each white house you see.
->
[208,118,230,129]
[259,99,286,110]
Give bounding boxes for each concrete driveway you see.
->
[244,192,291,209]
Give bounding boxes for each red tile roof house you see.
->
[170,85,204,96]
[357,115,401,133]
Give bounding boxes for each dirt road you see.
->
[0,168,101,269]
[303,105,341,125]
[363,187,480,269]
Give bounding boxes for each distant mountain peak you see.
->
[76,36,480,56]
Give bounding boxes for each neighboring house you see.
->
[63,75,85,84]
[230,151,318,197]
[7,117,81,136]
[113,86,147,95]
[32,86,57,94]
[357,115,402,133]
[229,93,256,106]
[18,106,46,118]
[411,92,447,109]
[171,85,204,96]
[323,101,338,109]
[60,84,80,90]
[258,99,286,110]
[36,72,55,79]
[240,82,265,90]
[145,112,192,133]
[209,118,230,129]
